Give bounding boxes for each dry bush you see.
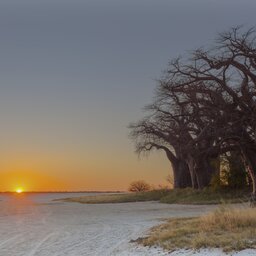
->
[128,180,151,192]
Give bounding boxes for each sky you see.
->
[0,0,255,192]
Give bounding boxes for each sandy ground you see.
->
[0,193,254,256]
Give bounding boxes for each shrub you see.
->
[128,180,151,192]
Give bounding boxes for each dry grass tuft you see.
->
[139,206,256,252]
[201,206,256,232]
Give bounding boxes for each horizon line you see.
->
[0,190,126,193]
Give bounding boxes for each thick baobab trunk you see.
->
[185,155,217,190]
[164,148,192,189]
[249,172,256,207]
[241,148,256,207]
[246,169,256,207]
[172,159,192,188]
[195,157,216,189]
[186,155,198,189]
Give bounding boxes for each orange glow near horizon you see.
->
[0,153,170,192]
[0,169,68,192]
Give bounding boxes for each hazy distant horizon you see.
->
[0,190,125,193]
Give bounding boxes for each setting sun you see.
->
[16,188,24,194]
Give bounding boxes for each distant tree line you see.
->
[129,27,256,204]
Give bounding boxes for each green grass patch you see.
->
[55,187,250,204]
[138,206,256,252]
[160,187,250,205]
[55,190,170,204]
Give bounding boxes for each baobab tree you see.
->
[129,26,256,203]
[162,26,256,201]
[129,109,192,189]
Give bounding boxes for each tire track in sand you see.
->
[26,232,58,256]
[93,222,143,256]
[0,234,23,247]
[59,221,112,255]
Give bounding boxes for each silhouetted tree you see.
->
[129,103,192,188]
[128,180,151,192]
[129,27,256,203]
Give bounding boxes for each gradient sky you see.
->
[0,0,255,191]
